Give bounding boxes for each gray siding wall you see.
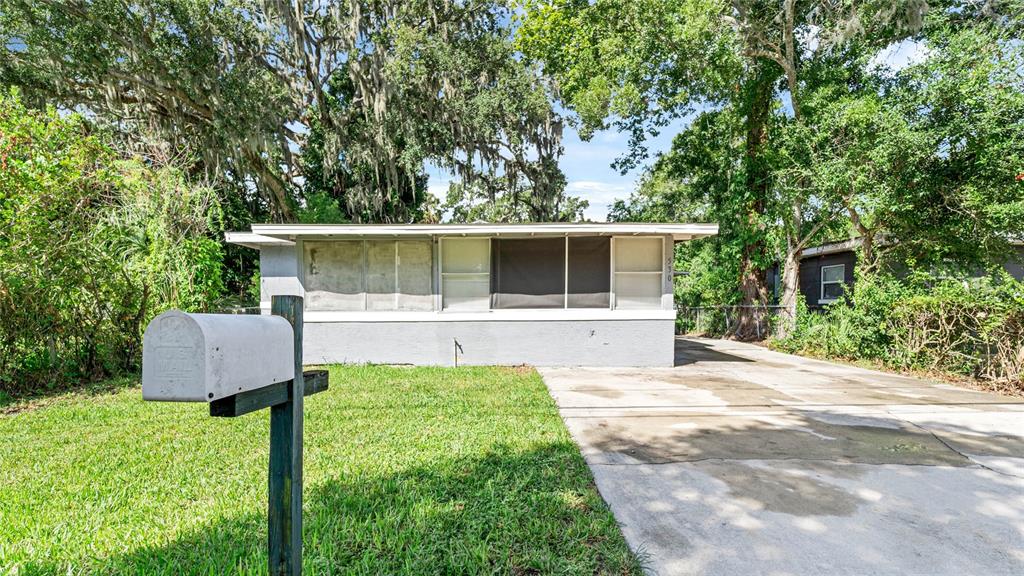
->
[304,319,676,367]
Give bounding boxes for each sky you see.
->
[426,39,929,223]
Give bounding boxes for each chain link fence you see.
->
[677,305,793,341]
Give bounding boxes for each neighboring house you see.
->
[226,223,718,367]
[771,238,1024,309]
[796,238,861,309]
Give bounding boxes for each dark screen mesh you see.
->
[568,236,610,308]
[491,238,566,308]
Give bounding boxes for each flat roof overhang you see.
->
[226,222,718,247]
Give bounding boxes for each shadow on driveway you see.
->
[674,338,756,367]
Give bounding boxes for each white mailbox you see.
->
[142,310,295,402]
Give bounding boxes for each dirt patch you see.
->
[1,377,137,416]
[498,365,536,376]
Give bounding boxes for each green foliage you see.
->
[442,179,587,223]
[0,91,224,394]
[516,0,738,170]
[102,159,226,313]
[2,0,569,222]
[774,271,1024,389]
[0,365,642,574]
[297,191,350,225]
[793,13,1024,270]
[521,0,1023,330]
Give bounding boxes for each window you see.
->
[491,238,565,309]
[306,235,666,313]
[366,240,397,310]
[396,241,433,310]
[613,237,663,309]
[567,236,610,308]
[304,240,433,311]
[441,238,490,310]
[471,236,614,310]
[820,264,845,303]
[305,241,364,311]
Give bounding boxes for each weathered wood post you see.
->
[141,296,326,576]
[269,295,303,576]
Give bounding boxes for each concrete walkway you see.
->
[539,338,1024,576]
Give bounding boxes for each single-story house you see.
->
[226,223,718,367]
[769,238,1024,309]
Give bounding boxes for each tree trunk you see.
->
[777,248,800,338]
[734,65,774,340]
[845,201,876,271]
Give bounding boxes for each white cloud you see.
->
[565,180,635,222]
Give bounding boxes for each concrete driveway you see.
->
[539,338,1024,576]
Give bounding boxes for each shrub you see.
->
[0,91,224,395]
[773,270,1024,391]
[886,273,1024,384]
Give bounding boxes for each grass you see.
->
[0,365,641,575]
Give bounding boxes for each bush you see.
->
[0,91,224,395]
[886,273,1024,384]
[773,270,1024,391]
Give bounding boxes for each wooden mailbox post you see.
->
[142,295,324,576]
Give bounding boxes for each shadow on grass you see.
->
[0,376,138,414]
[17,443,642,576]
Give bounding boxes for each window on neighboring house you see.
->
[441,238,490,310]
[613,237,664,309]
[304,240,433,311]
[820,264,845,303]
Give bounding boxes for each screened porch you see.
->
[299,235,669,314]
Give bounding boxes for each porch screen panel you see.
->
[366,240,397,310]
[304,241,364,310]
[441,238,490,310]
[613,237,663,309]
[491,238,565,309]
[396,240,434,310]
[567,237,610,308]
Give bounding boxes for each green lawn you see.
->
[0,366,641,575]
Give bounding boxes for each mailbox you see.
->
[142,310,294,402]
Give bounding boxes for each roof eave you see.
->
[223,232,296,249]
[242,223,719,243]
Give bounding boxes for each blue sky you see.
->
[427,39,928,222]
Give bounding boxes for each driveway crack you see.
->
[889,416,1024,480]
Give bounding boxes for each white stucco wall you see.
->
[303,317,676,367]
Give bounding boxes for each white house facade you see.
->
[226,223,718,367]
